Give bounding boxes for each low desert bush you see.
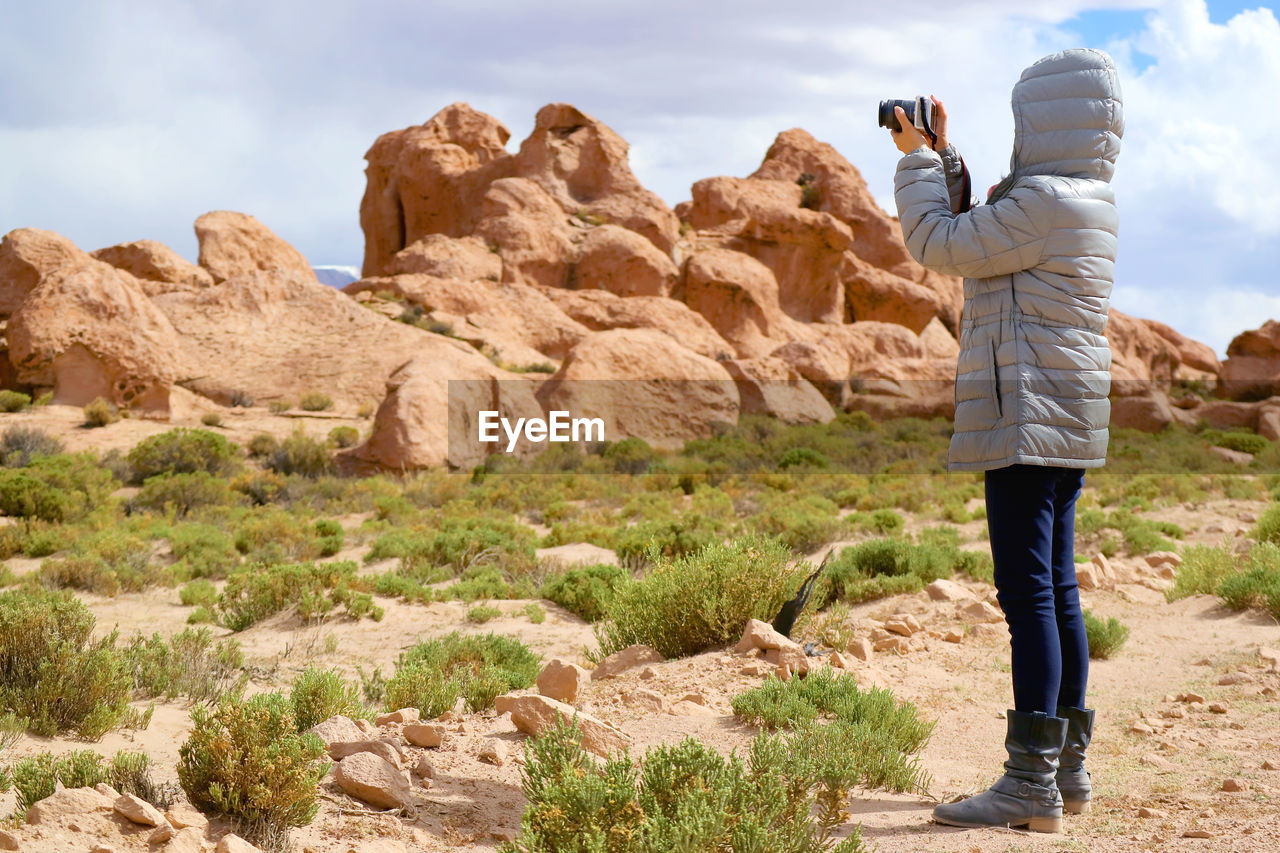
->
[539,563,627,623]
[1,749,170,816]
[217,560,378,631]
[178,692,328,841]
[1216,543,1280,619]
[121,627,244,703]
[268,399,292,414]
[612,513,724,566]
[593,535,806,661]
[0,390,31,413]
[327,426,359,448]
[266,429,335,478]
[127,428,241,481]
[313,518,344,557]
[83,397,119,427]
[179,578,218,608]
[246,433,280,458]
[823,534,989,605]
[0,453,116,522]
[38,529,160,596]
[743,493,846,553]
[501,717,875,853]
[0,587,133,738]
[524,602,546,623]
[169,523,241,579]
[1253,504,1280,546]
[0,426,64,466]
[290,666,369,731]
[133,472,238,517]
[1166,544,1237,601]
[201,412,224,428]
[298,392,333,412]
[1083,609,1129,659]
[1202,429,1271,457]
[384,632,540,716]
[466,603,502,623]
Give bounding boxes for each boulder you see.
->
[1220,320,1280,400]
[385,233,503,280]
[926,579,975,602]
[1106,310,1185,396]
[403,723,446,748]
[512,103,680,254]
[842,252,955,334]
[91,239,215,294]
[194,210,315,284]
[216,835,265,853]
[376,708,420,726]
[537,658,591,704]
[339,348,545,471]
[479,739,508,766]
[734,618,799,653]
[475,177,577,288]
[0,227,83,317]
[592,644,665,679]
[542,287,732,361]
[1109,390,1193,432]
[165,803,210,831]
[494,693,631,756]
[1143,318,1220,378]
[310,715,366,748]
[7,256,185,411]
[536,328,739,449]
[573,224,679,297]
[113,793,166,826]
[25,787,114,825]
[332,752,412,809]
[152,268,439,409]
[327,739,404,768]
[360,102,514,276]
[682,248,806,358]
[722,357,835,425]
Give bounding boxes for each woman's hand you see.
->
[891,106,928,154]
[930,94,949,152]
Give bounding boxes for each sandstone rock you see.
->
[403,723,446,748]
[386,234,503,280]
[959,600,1004,624]
[1144,317,1221,377]
[1182,829,1215,839]
[216,834,265,853]
[1209,702,1229,714]
[475,177,577,288]
[1259,647,1280,672]
[537,659,591,704]
[1145,551,1182,569]
[327,739,403,768]
[166,827,208,853]
[1130,720,1155,735]
[94,783,121,799]
[92,239,215,294]
[333,753,412,810]
[494,693,631,757]
[164,803,209,831]
[1106,310,1185,396]
[152,825,177,845]
[360,102,514,276]
[722,357,835,425]
[1109,390,1191,432]
[1263,759,1279,771]
[541,287,732,361]
[734,618,798,653]
[740,660,772,676]
[1138,806,1167,818]
[574,225,679,297]
[339,347,545,472]
[1221,778,1248,792]
[537,328,739,449]
[847,638,873,661]
[926,579,975,602]
[682,248,805,358]
[842,251,955,333]
[623,688,669,712]
[414,753,435,778]
[1209,445,1253,465]
[670,700,716,717]
[194,210,315,284]
[872,635,912,654]
[1216,671,1253,685]
[311,715,366,748]
[0,829,18,851]
[25,787,114,824]
[376,708,420,726]
[0,227,83,316]
[512,103,680,254]
[593,644,665,679]
[479,739,508,766]
[884,614,923,637]
[944,629,964,643]
[1259,405,1280,442]
[1220,320,1280,400]
[114,793,165,827]
[770,644,813,679]
[828,651,852,668]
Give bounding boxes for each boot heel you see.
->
[1063,799,1091,815]
[1026,815,1063,833]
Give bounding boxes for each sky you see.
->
[0,0,1276,357]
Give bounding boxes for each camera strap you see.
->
[957,155,973,213]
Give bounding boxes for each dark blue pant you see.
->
[984,463,1089,715]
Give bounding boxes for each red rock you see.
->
[722,357,835,425]
[512,103,679,254]
[541,287,731,361]
[332,753,412,809]
[385,234,503,280]
[842,252,955,333]
[0,227,83,317]
[593,644,665,679]
[536,328,739,449]
[92,239,214,295]
[573,225,679,297]
[537,659,591,704]
[494,693,631,757]
[1221,320,1280,400]
[194,210,315,284]
[475,177,577,288]
[403,723,446,749]
[682,248,805,358]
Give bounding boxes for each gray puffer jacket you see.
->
[893,48,1123,472]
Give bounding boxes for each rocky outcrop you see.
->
[536,329,739,449]
[682,248,807,358]
[1220,320,1280,401]
[722,357,835,425]
[194,210,316,284]
[541,287,732,361]
[92,239,215,294]
[572,224,679,297]
[495,693,631,757]
[0,227,83,317]
[385,234,503,280]
[475,177,577,288]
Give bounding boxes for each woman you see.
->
[887,48,1123,833]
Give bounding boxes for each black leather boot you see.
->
[933,710,1068,833]
[1056,705,1094,814]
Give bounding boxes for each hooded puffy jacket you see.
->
[893,48,1124,472]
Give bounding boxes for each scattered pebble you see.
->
[1221,778,1248,792]
[1263,760,1279,771]
[1138,807,1167,819]
[1183,829,1215,839]
[1208,702,1229,714]
[1131,721,1155,735]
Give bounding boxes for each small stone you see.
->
[114,793,166,827]
[679,692,708,706]
[537,659,591,704]
[149,824,174,844]
[216,835,265,853]
[491,830,517,843]
[479,739,507,767]
[593,644,664,679]
[1199,808,1216,817]
[1208,702,1229,714]
[739,661,771,676]
[1217,671,1253,685]
[1161,707,1186,719]
[94,783,121,799]
[332,753,413,809]
[959,600,1004,624]
[828,651,852,669]
[1145,551,1181,569]
[90,845,115,853]
[873,635,911,654]
[943,629,964,643]
[495,693,630,757]
[166,827,208,853]
[1259,647,1280,672]
[623,688,669,712]
[846,638,873,661]
[1221,778,1248,792]
[970,623,1007,640]
[925,579,974,602]
[1138,806,1167,818]
[0,830,19,851]
[165,803,210,831]
[670,700,716,717]
[733,619,795,653]
[328,739,403,768]
[1263,759,1279,771]
[25,787,115,825]
[1131,721,1155,735]
[1180,692,1205,704]
[638,665,658,680]
[403,723,446,748]
[884,614,923,636]
[375,708,420,726]
[1183,829,1214,838]
[354,718,377,735]
[414,753,435,778]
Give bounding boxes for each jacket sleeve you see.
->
[894,147,1052,279]
[937,144,970,214]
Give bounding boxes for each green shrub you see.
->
[314,518,344,557]
[268,400,292,414]
[1254,504,1280,545]
[0,588,132,738]
[127,428,240,481]
[180,578,218,608]
[744,493,845,553]
[266,429,335,478]
[233,507,319,564]
[501,717,875,853]
[467,603,502,623]
[1204,429,1270,456]
[601,437,658,474]
[3,749,169,816]
[134,472,238,517]
[1166,544,1236,601]
[613,514,723,566]
[217,561,373,631]
[1083,609,1129,659]
[384,632,540,716]
[83,397,119,427]
[824,537,961,605]
[539,563,627,622]
[38,530,159,596]
[169,523,241,579]
[328,426,360,448]
[777,446,831,470]
[178,692,328,840]
[246,433,280,458]
[525,602,546,623]
[201,412,224,428]
[121,628,244,703]
[290,667,368,731]
[1216,543,1280,619]
[298,392,333,412]
[1,426,65,466]
[0,453,116,522]
[0,390,31,413]
[593,535,807,661]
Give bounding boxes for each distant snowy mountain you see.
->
[313,265,361,288]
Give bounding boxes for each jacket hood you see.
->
[1010,48,1124,182]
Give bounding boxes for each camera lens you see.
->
[877,99,916,132]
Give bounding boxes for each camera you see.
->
[878,97,934,137]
